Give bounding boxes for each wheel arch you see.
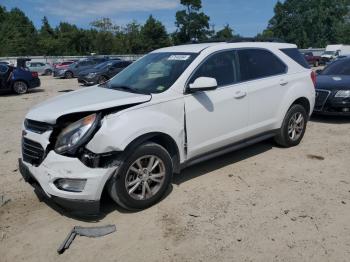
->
[122,132,181,174]
[290,97,311,116]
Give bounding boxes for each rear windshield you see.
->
[280,48,310,69]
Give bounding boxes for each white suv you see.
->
[19,42,316,213]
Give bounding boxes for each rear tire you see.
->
[13,81,28,95]
[64,71,73,79]
[44,69,52,75]
[274,104,307,148]
[108,142,173,210]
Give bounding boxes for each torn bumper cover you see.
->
[19,151,116,214]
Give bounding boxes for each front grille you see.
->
[315,90,331,111]
[24,119,53,134]
[22,138,45,166]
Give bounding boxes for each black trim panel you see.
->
[181,130,278,169]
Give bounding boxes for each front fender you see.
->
[86,99,185,161]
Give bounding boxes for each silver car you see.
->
[27,62,53,75]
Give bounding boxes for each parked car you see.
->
[0,64,40,94]
[78,60,132,85]
[321,44,350,62]
[55,57,111,79]
[314,57,350,115]
[303,52,322,67]
[27,62,53,75]
[19,42,315,214]
[53,61,76,77]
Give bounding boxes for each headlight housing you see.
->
[335,90,350,98]
[55,113,100,155]
[87,72,97,78]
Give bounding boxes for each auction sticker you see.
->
[168,55,190,61]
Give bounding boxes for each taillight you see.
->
[311,71,316,87]
[31,72,38,78]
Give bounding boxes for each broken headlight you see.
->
[55,113,100,154]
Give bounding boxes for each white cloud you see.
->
[35,0,179,20]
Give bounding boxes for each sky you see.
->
[1,0,280,36]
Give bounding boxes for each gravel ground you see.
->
[0,76,350,262]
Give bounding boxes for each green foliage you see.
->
[141,15,170,52]
[174,0,210,44]
[214,24,235,40]
[265,0,350,48]
[0,7,38,56]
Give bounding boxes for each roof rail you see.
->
[185,37,286,45]
[227,37,285,43]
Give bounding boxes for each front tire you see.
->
[13,81,28,95]
[64,71,73,79]
[274,104,307,147]
[108,142,173,210]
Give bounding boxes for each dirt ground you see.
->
[0,76,350,262]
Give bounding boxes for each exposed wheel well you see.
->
[291,97,310,116]
[124,133,181,174]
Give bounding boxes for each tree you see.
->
[265,0,349,48]
[214,24,234,40]
[174,0,210,44]
[0,7,38,56]
[141,15,170,52]
[38,16,59,55]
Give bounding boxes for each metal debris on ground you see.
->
[57,224,116,254]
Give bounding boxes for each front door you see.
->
[184,50,249,159]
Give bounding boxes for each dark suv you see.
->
[56,58,110,79]
[78,60,132,85]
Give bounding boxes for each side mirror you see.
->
[316,69,323,74]
[188,77,218,92]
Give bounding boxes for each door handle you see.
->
[233,91,247,99]
[279,79,289,86]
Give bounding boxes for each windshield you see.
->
[94,60,113,70]
[104,52,197,94]
[321,59,350,75]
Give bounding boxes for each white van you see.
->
[321,45,350,60]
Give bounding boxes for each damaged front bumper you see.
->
[19,151,116,214]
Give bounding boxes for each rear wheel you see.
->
[44,69,52,75]
[274,104,307,147]
[64,71,73,79]
[13,81,28,95]
[108,142,173,210]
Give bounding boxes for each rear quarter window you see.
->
[281,48,310,69]
[237,49,287,82]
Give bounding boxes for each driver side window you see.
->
[190,50,238,87]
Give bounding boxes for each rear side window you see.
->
[237,49,287,81]
[190,50,239,87]
[281,48,310,69]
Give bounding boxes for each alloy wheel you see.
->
[288,112,305,141]
[125,155,166,200]
[13,81,27,94]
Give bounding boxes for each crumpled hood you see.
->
[26,86,151,124]
[316,75,350,90]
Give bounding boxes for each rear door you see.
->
[236,48,288,135]
[185,50,249,159]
